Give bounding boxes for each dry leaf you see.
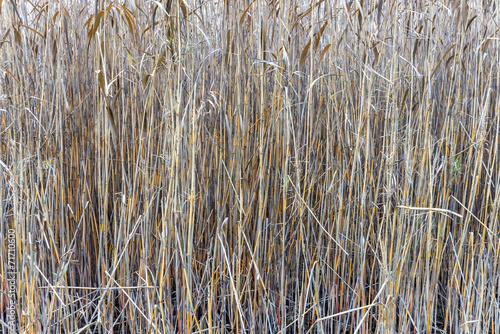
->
[299,40,312,67]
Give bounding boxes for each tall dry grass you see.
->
[1,0,499,332]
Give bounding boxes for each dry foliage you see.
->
[1,0,500,333]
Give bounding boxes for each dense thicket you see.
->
[1,0,499,332]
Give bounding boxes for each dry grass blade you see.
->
[396,205,463,218]
[299,39,312,67]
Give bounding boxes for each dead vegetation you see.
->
[1,0,499,332]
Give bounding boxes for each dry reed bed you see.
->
[1,0,499,333]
